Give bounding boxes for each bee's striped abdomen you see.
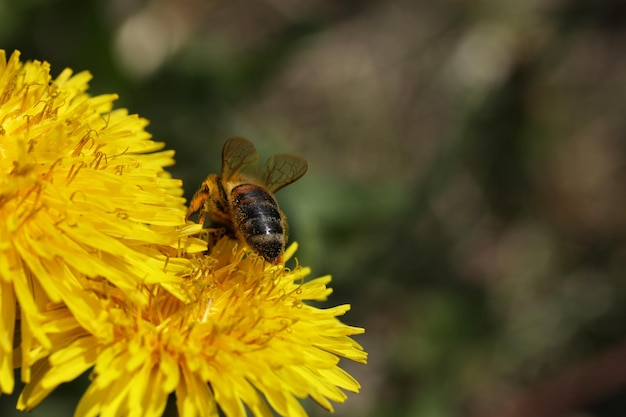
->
[231,184,284,263]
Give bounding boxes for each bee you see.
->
[186,137,308,264]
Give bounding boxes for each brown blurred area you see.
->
[3,0,626,416]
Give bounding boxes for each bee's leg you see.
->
[206,226,227,249]
[186,181,210,221]
[197,200,209,226]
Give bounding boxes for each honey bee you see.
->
[186,137,308,264]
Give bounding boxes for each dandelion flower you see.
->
[19,238,367,417]
[0,50,196,394]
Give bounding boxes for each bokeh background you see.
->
[2,0,626,416]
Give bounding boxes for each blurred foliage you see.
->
[2,0,626,416]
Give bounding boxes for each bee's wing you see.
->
[261,153,308,193]
[221,137,260,181]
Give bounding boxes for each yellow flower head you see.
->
[0,50,196,393]
[19,239,367,417]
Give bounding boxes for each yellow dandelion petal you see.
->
[127,362,168,417]
[17,360,54,410]
[159,351,181,393]
[0,279,16,393]
[177,367,219,417]
[19,238,367,417]
[17,304,100,411]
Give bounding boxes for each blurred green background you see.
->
[3,0,626,416]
